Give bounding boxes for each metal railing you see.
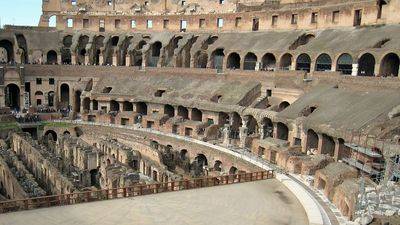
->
[0,170,273,214]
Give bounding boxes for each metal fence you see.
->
[0,170,274,214]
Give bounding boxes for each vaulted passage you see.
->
[46,50,58,64]
[148,42,162,67]
[0,40,14,63]
[280,53,293,70]
[276,122,289,141]
[194,51,208,68]
[211,49,224,70]
[261,53,276,71]
[60,84,70,108]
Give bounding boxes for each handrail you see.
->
[0,170,274,214]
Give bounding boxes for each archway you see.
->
[164,104,175,117]
[110,100,120,112]
[229,166,238,175]
[214,160,222,172]
[261,53,276,71]
[46,50,58,64]
[321,134,335,157]
[276,122,289,141]
[74,91,81,113]
[358,53,375,76]
[380,53,399,77]
[5,84,20,110]
[261,117,273,138]
[35,91,44,106]
[306,129,319,151]
[136,102,147,115]
[227,52,241,69]
[280,53,293,70]
[178,106,189,119]
[148,41,162,67]
[336,53,353,75]
[218,112,230,126]
[48,15,57,27]
[48,91,55,107]
[315,53,332,71]
[82,97,90,111]
[194,51,208,68]
[122,101,133,111]
[278,101,290,112]
[245,115,258,135]
[44,130,57,142]
[296,53,311,72]
[0,40,14,63]
[180,149,188,161]
[211,48,224,70]
[60,83,70,108]
[243,52,257,70]
[195,154,208,167]
[191,108,202,121]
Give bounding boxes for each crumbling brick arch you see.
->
[321,134,335,157]
[229,166,238,175]
[60,83,70,108]
[379,52,399,77]
[243,52,257,70]
[44,130,58,142]
[357,52,376,76]
[261,53,276,71]
[278,101,290,112]
[147,41,162,67]
[213,160,223,172]
[82,97,90,111]
[226,52,241,69]
[76,35,89,65]
[177,106,189,119]
[193,50,208,68]
[276,122,289,141]
[191,108,202,122]
[122,101,133,111]
[260,117,273,138]
[244,115,259,135]
[0,39,14,63]
[164,104,175,117]
[61,35,73,64]
[136,102,148,115]
[110,100,120,112]
[93,35,105,65]
[336,53,354,75]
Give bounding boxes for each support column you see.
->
[84,54,89,65]
[125,55,131,67]
[90,100,93,111]
[71,54,77,65]
[222,124,231,147]
[259,121,265,139]
[57,54,62,65]
[374,63,380,76]
[99,53,104,66]
[255,61,261,71]
[351,63,358,76]
[317,133,324,155]
[112,52,118,66]
[239,117,249,149]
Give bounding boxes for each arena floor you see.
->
[0,179,308,225]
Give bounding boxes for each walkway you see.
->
[0,180,308,225]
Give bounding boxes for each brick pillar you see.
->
[112,53,117,66]
[317,133,324,155]
[71,54,77,65]
[99,53,104,65]
[125,55,131,67]
[351,63,358,76]
[84,54,89,65]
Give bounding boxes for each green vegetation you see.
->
[40,121,71,128]
[0,122,20,131]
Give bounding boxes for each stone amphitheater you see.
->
[0,0,400,225]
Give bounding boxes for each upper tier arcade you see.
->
[39,0,399,32]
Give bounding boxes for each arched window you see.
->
[358,53,375,76]
[48,15,57,27]
[380,53,399,77]
[195,51,208,68]
[60,83,70,108]
[315,54,332,71]
[191,108,202,121]
[148,41,162,67]
[336,53,353,75]
[226,52,240,69]
[296,53,311,72]
[243,52,257,70]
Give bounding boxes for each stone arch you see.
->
[35,91,44,106]
[44,130,57,141]
[358,53,375,76]
[278,101,290,112]
[229,166,238,175]
[180,149,188,160]
[164,104,175,117]
[177,106,189,119]
[15,34,28,64]
[245,115,259,135]
[289,33,315,50]
[280,53,293,70]
[191,108,202,121]
[195,154,208,167]
[136,102,147,115]
[261,53,276,71]
[261,117,273,138]
[93,35,105,65]
[110,100,120,112]
[336,53,353,75]
[380,53,399,77]
[296,53,311,72]
[74,90,81,113]
[218,112,230,126]
[0,39,14,63]
[214,160,223,172]
[122,101,133,111]
[46,50,58,64]
[243,52,257,70]
[82,97,90,111]
[276,122,289,141]
[231,112,242,132]
[77,35,89,65]
[226,52,241,69]
[194,51,208,68]
[306,129,319,152]
[210,48,224,70]
[48,91,55,107]
[5,83,20,110]
[321,134,335,157]
[148,41,162,67]
[48,15,57,27]
[315,53,332,71]
[60,83,70,108]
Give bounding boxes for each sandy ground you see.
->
[0,179,308,225]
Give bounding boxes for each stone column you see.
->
[57,54,62,65]
[374,63,380,76]
[255,61,261,71]
[112,52,117,66]
[90,100,93,111]
[125,55,131,67]
[119,102,124,112]
[223,124,231,146]
[317,133,324,155]
[259,121,265,139]
[71,54,77,65]
[84,54,89,65]
[239,117,249,149]
[99,53,104,66]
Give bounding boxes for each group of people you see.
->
[37,106,57,113]
[14,113,41,123]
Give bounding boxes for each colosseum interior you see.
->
[1,0,400,224]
